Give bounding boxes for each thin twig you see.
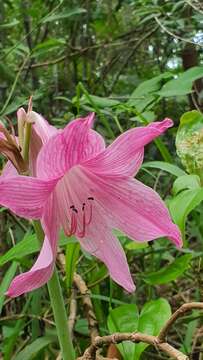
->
[74,273,99,342]
[78,302,203,360]
[158,302,203,342]
[77,333,188,360]
[154,16,203,47]
[68,288,77,339]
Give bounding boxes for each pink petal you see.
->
[29,111,58,176]
[0,176,58,218]
[79,207,135,292]
[75,166,182,248]
[7,193,59,297]
[1,161,18,178]
[29,111,58,144]
[84,118,173,176]
[37,113,105,179]
[55,169,134,292]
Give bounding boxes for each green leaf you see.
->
[133,299,171,359]
[0,20,20,28]
[79,94,120,108]
[108,299,171,360]
[129,73,172,98]
[0,262,18,314]
[142,161,186,177]
[159,67,203,97]
[65,242,80,295]
[127,73,172,111]
[0,231,76,267]
[130,111,155,123]
[0,233,39,267]
[75,319,89,336]
[108,304,139,360]
[87,264,108,287]
[172,174,201,195]
[14,337,53,360]
[43,8,86,23]
[169,188,203,233]
[32,38,65,54]
[125,242,148,250]
[143,254,192,285]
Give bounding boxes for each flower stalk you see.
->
[33,221,75,359]
[22,114,75,360]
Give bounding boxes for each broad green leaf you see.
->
[43,8,86,23]
[172,174,201,195]
[0,262,18,314]
[108,299,171,360]
[15,337,53,360]
[142,161,186,177]
[143,254,192,285]
[128,73,172,99]
[133,299,171,359]
[169,188,203,233]
[127,73,172,111]
[108,304,139,360]
[159,67,203,97]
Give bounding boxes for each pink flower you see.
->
[0,112,182,297]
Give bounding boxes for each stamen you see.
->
[65,197,94,238]
[65,208,77,236]
[86,199,93,225]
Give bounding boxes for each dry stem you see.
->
[78,302,203,360]
[73,273,99,342]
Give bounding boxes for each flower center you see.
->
[65,197,94,238]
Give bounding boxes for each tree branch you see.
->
[77,302,203,360]
[158,302,203,342]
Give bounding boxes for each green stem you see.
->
[48,269,75,360]
[22,121,32,163]
[33,221,75,360]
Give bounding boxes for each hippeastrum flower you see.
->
[0,112,182,297]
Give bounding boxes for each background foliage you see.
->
[1,0,203,359]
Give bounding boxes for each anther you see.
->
[70,205,74,209]
[82,203,86,211]
[87,197,94,200]
[73,208,78,213]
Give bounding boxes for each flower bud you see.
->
[176,110,203,176]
